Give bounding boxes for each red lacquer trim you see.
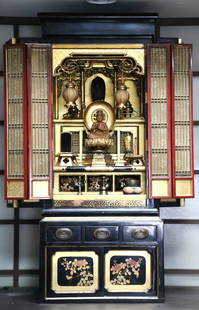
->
[166,44,173,198]
[27,44,32,199]
[172,44,194,198]
[27,44,52,199]
[147,45,152,198]
[4,43,28,200]
[189,45,195,197]
[147,43,172,198]
[4,44,8,199]
[171,44,176,198]
[48,45,53,199]
[23,45,29,199]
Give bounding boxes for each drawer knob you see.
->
[93,228,111,240]
[132,228,149,240]
[55,228,73,240]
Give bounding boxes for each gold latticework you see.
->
[31,47,49,177]
[150,47,169,177]
[7,47,24,178]
[174,46,192,176]
[53,199,146,208]
[7,181,24,198]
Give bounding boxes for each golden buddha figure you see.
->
[88,110,110,140]
[85,109,113,151]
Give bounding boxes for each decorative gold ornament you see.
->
[62,81,80,119]
[115,82,129,110]
[63,81,78,106]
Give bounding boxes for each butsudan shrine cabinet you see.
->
[4,13,194,302]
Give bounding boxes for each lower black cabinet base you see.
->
[40,216,164,303]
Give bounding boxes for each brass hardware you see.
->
[13,200,19,208]
[180,199,185,207]
[131,228,149,239]
[93,228,111,240]
[11,37,16,44]
[55,228,73,240]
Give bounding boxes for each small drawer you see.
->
[123,225,157,242]
[85,226,119,242]
[46,226,81,243]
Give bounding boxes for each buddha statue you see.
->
[88,110,110,139]
[85,109,113,151]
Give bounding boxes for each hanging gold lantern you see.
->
[62,81,78,106]
[115,83,129,110]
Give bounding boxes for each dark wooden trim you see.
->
[0,120,4,126]
[13,24,19,38]
[0,219,39,224]
[13,208,19,287]
[1,16,199,27]
[160,18,199,26]
[0,269,39,275]
[164,219,199,224]
[0,270,14,275]
[18,269,39,275]
[165,269,199,275]
[0,170,4,175]
[1,268,199,276]
[195,170,199,174]
[194,121,199,126]
[0,16,39,25]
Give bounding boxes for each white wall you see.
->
[0,23,198,287]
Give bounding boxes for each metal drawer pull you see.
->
[93,228,111,240]
[55,228,73,240]
[132,228,149,240]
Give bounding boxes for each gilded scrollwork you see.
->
[55,59,80,80]
[84,67,115,83]
[55,56,143,81]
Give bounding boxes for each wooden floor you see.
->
[0,287,199,309]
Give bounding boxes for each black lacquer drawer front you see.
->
[46,226,81,243]
[85,226,119,242]
[45,223,158,243]
[40,217,164,302]
[123,226,157,242]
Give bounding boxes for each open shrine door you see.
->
[4,43,53,200]
[147,43,194,199]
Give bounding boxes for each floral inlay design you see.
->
[110,256,145,285]
[59,176,85,192]
[59,257,94,287]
